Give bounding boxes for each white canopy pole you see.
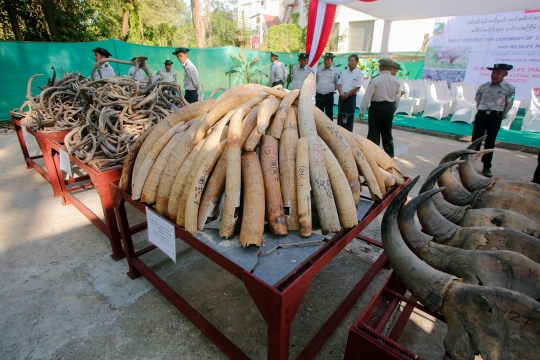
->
[379,20,392,58]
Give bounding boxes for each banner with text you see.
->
[422,10,540,101]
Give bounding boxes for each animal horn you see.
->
[420,161,470,223]
[382,176,456,312]
[437,150,480,206]
[416,187,460,241]
[466,135,487,150]
[398,188,437,252]
[458,149,495,192]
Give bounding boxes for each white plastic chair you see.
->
[355,84,366,108]
[409,80,426,113]
[435,81,455,115]
[501,100,521,130]
[395,82,415,116]
[422,83,451,120]
[451,86,476,124]
[522,89,540,132]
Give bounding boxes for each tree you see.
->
[207,1,250,47]
[191,0,207,48]
[225,48,267,84]
[259,24,304,52]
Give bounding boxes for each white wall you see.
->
[333,7,433,53]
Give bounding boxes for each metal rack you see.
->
[110,178,410,359]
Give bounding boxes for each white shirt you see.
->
[338,67,363,94]
[291,64,314,90]
[128,66,146,81]
[156,68,175,82]
[181,59,200,91]
[93,62,115,79]
[269,61,286,85]
[360,71,402,111]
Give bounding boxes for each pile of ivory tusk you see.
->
[382,141,540,360]
[15,70,192,169]
[120,74,405,247]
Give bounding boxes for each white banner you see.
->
[423,10,540,101]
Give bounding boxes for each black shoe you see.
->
[482,168,493,178]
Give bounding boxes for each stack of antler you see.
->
[16,66,191,169]
[119,75,405,246]
[16,70,89,131]
[383,139,540,359]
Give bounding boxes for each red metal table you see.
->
[48,140,145,260]
[110,178,410,359]
[343,272,450,360]
[11,115,73,197]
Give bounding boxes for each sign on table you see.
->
[59,149,72,177]
[146,208,176,263]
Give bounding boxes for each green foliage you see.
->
[208,4,250,47]
[290,12,300,25]
[225,48,268,84]
[358,58,378,77]
[260,24,305,53]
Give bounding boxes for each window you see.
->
[348,20,375,52]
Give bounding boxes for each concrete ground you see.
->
[0,121,537,360]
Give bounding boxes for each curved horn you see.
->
[421,161,470,223]
[48,66,56,87]
[416,187,460,242]
[398,188,438,252]
[458,149,495,192]
[466,135,487,150]
[382,176,456,312]
[90,58,109,80]
[438,150,480,206]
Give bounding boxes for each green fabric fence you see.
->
[0,39,424,120]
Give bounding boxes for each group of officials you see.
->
[91,46,200,104]
[93,45,525,178]
[271,52,403,158]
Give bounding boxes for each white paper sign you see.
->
[146,208,176,263]
[59,149,72,177]
[409,89,421,99]
[21,125,29,142]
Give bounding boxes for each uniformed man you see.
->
[472,63,516,178]
[128,57,146,81]
[155,60,176,82]
[172,47,200,103]
[360,58,401,157]
[291,53,313,90]
[390,60,406,96]
[337,54,363,132]
[92,47,115,79]
[316,52,339,120]
[269,52,286,87]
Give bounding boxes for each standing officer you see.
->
[128,57,146,81]
[316,52,339,120]
[472,63,515,177]
[291,53,313,90]
[172,47,200,103]
[269,52,286,87]
[92,47,115,79]
[337,54,363,132]
[155,60,176,82]
[360,58,401,158]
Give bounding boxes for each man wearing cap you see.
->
[92,47,115,79]
[360,58,401,157]
[390,61,406,96]
[128,57,146,81]
[269,53,286,87]
[316,52,339,120]
[156,60,176,83]
[337,54,363,132]
[291,53,314,90]
[472,63,515,177]
[173,47,200,103]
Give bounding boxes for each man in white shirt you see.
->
[128,57,146,81]
[173,47,200,103]
[92,47,115,79]
[269,53,286,87]
[291,53,313,90]
[337,54,363,131]
[155,60,176,82]
[360,58,402,158]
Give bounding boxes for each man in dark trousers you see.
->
[269,53,286,87]
[472,63,515,177]
[360,58,401,158]
[172,47,200,103]
[316,52,339,120]
[337,54,363,131]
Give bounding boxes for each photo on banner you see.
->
[422,9,540,101]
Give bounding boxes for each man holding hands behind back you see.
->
[337,54,363,132]
[316,52,339,120]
